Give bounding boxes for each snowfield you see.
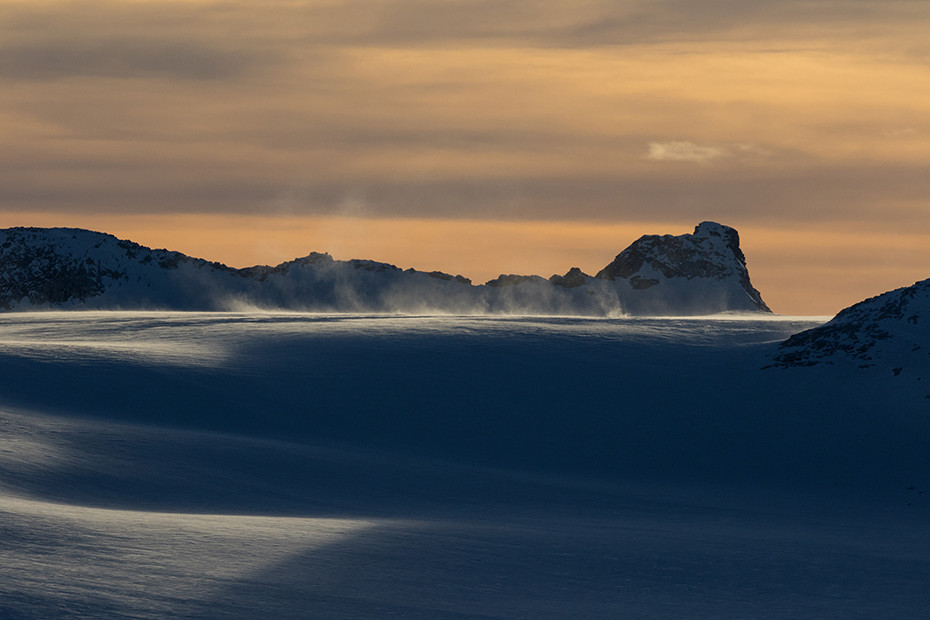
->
[1,312,929,618]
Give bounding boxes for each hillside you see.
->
[771,277,930,382]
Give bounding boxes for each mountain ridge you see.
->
[0,222,771,315]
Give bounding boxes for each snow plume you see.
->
[480,275,626,317]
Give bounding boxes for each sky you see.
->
[1,0,928,315]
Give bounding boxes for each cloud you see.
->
[4,1,923,56]
[883,128,917,137]
[0,40,267,82]
[646,141,726,163]
[320,0,930,50]
[0,0,926,237]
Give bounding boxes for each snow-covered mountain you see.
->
[0,222,771,315]
[594,220,769,314]
[771,278,930,375]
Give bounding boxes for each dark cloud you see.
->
[0,40,269,82]
[544,0,926,46]
[306,0,930,48]
[0,0,922,94]
[5,159,924,232]
[231,127,644,153]
[5,1,923,57]
[0,177,276,212]
[278,164,930,226]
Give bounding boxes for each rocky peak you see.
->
[549,267,589,288]
[692,221,747,266]
[595,221,769,312]
[296,252,334,265]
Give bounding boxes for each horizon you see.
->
[0,214,922,316]
[2,1,928,316]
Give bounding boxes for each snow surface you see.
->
[1,312,929,618]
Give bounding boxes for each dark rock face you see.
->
[425,271,472,285]
[770,279,930,368]
[549,267,589,288]
[596,222,737,280]
[629,276,659,290]
[0,227,240,309]
[485,274,546,288]
[349,259,400,273]
[0,228,121,309]
[0,259,104,309]
[595,221,769,312]
[241,252,335,280]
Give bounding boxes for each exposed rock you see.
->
[770,278,930,369]
[596,221,769,312]
[425,271,472,285]
[349,259,399,273]
[629,276,659,290]
[485,274,546,288]
[0,228,125,309]
[549,267,589,288]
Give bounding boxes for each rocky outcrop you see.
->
[0,227,230,310]
[549,267,590,289]
[485,274,547,288]
[596,221,769,312]
[424,271,472,285]
[771,279,930,369]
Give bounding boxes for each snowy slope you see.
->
[0,312,928,617]
[770,278,930,403]
[1,313,929,617]
[0,222,771,315]
[0,227,249,310]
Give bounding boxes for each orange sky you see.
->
[1,1,928,315]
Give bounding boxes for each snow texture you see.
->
[1,311,929,618]
[771,277,930,387]
[0,222,770,315]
